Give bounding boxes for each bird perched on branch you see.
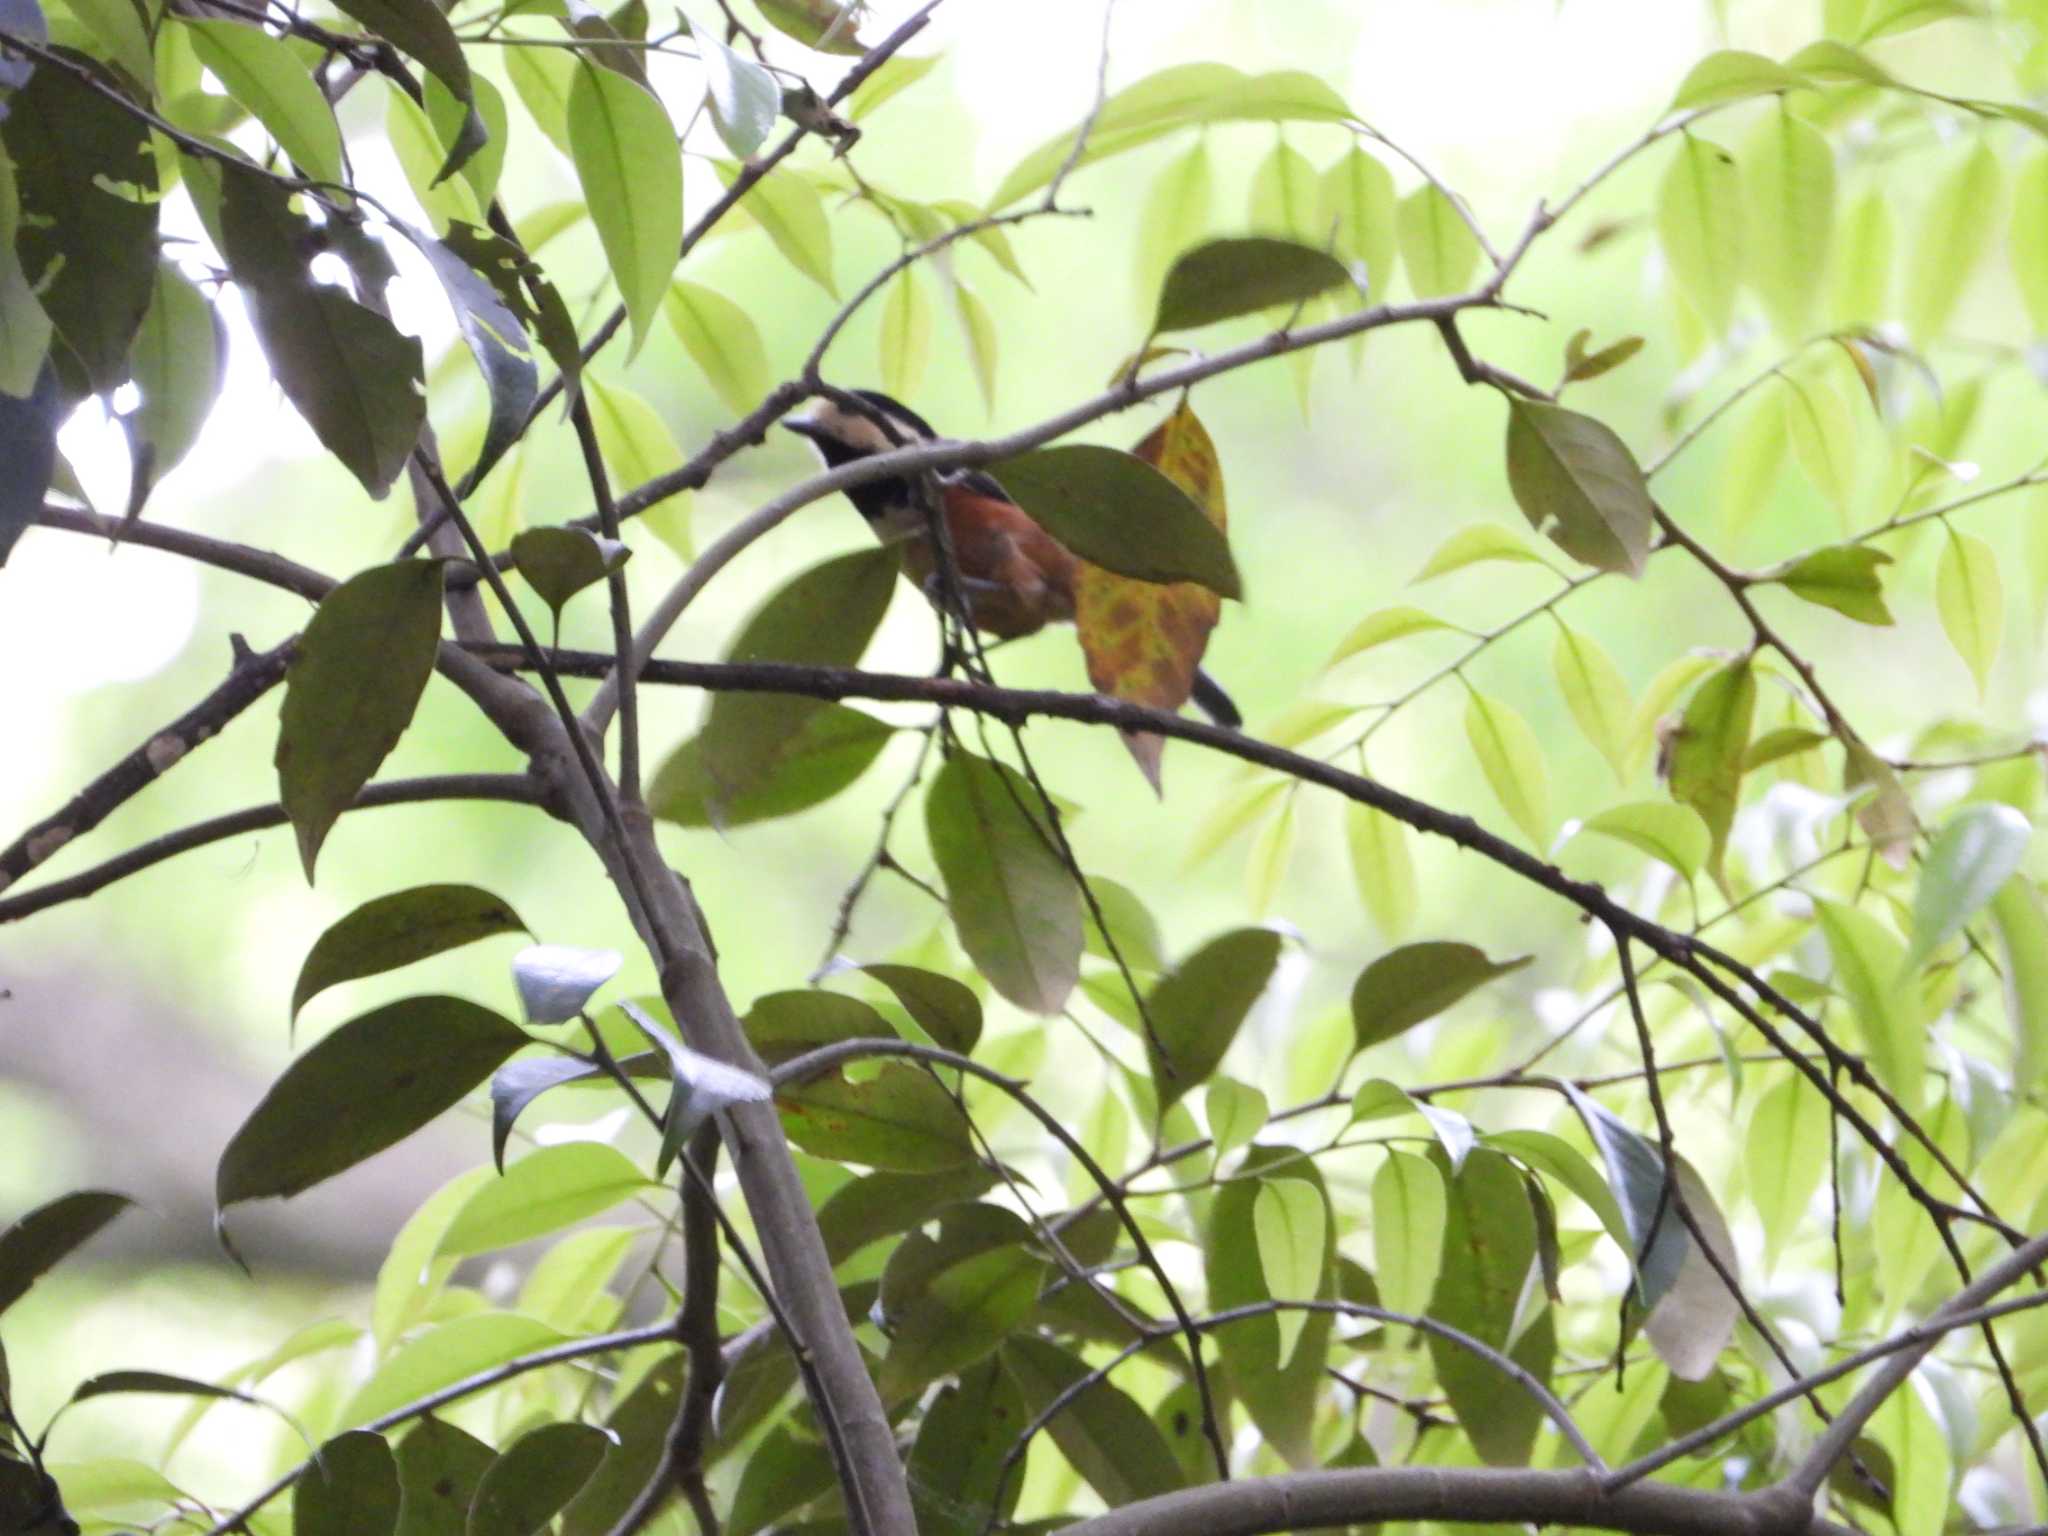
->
[784,389,1242,729]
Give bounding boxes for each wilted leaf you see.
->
[293,884,528,1020]
[568,61,681,360]
[1146,927,1282,1118]
[1351,941,1531,1052]
[274,560,444,880]
[1504,399,1655,577]
[926,751,1080,1014]
[217,997,528,1210]
[1152,237,1351,334]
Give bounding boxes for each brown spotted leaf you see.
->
[1074,401,1227,790]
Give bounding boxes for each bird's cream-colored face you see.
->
[791,399,899,456]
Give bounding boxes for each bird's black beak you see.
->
[783,416,823,442]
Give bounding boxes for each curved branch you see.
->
[34,505,334,601]
[0,775,545,924]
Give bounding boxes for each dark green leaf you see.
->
[328,0,482,179]
[860,964,981,1055]
[126,261,225,498]
[926,751,1081,1014]
[1351,941,1532,1052]
[990,445,1242,599]
[468,1422,610,1536]
[1562,330,1645,385]
[509,526,629,618]
[559,1354,684,1534]
[394,1417,494,1536]
[651,703,894,830]
[0,1190,133,1316]
[878,1205,1045,1402]
[274,560,444,880]
[1665,658,1755,889]
[1766,545,1894,624]
[1504,398,1654,578]
[1080,876,1166,972]
[776,1063,975,1172]
[1203,1146,1333,1466]
[402,226,540,480]
[1744,726,1830,770]
[907,1357,1029,1536]
[216,996,528,1209]
[294,884,528,1020]
[696,549,897,818]
[729,1425,837,1536]
[746,989,892,1066]
[1428,1147,1550,1465]
[567,61,680,360]
[296,1431,400,1536]
[426,74,507,208]
[441,223,583,434]
[0,362,60,567]
[1001,1333,1185,1506]
[0,51,158,391]
[815,1164,998,1265]
[1151,236,1352,334]
[1145,928,1282,1118]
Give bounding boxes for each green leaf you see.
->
[65,0,153,87]
[1767,543,1892,624]
[582,373,685,545]
[1370,1150,1444,1324]
[0,155,52,401]
[274,560,444,880]
[1464,688,1552,847]
[1746,1074,1829,1270]
[650,703,894,829]
[951,279,1000,416]
[845,52,940,121]
[1935,525,2002,696]
[339,1314,564,1430]
[293,884,528,1020]
[1484,1128,1636,1267]
[906,1357,1028,1536]
[755,0,864,52]
[1504,399,1655,578]
[0,51,160,392]
[663,279,771,418]
[1326,605,1455,668]
[1666,659,1754,888]
[695,547,897,817]
[778,1062,976,1171]
[1136,139,1215,307]
[860,964,982,1056]
[1346,800,1417,938]
[1992,879,2048,1090]
[989,63,1351,209]
[506,43,575,157]
[1640,1158,1739,1380]
[1815,898,1923,1114]
[1833,187,1895,327]
[992,443,1241,598]
[1576,802,1710,881]
[1001,1333,1186,1506]
[727,1426,834,1536]
[372,1167,491,1354]
[1253,1177,1325,1366]
[127,261,224,484]
[1742,106,1835,339]
[183,20,344,186]
[1320,144,1398,304]
[1908,803,2030,967]
[218,169,424,496]
[0,1191,133,1317]
[1413,522,1548,581]
[816,1165,998,1266]
[1204,1147,1334,1466]
[402,226,539,481]
[509,526,630,621]
[878,1208,1046,1402]
[1780,370,1858,517]
[1247,137,1317,240]
[296,1431,400,1536]
[1561,330,1645,386]
[1552,622,1633,778]
[1081,877,1166,973]
[437,1144,650,1256]
[694,19,780,158]
[714,161,836,295]
[329,0,478,177]
[1657,133,1745,333]
[1146,928,1282,1118]
[1870,1381,1952,1536]
[1396,183,1481,298]
[427,73,507,210]
[1668,49,1807,110]
[1745,725,1830,771]
[468,1422,610,1536]
[1905,138,2000,340]
[1429,1148,1549,1464]
[878,263,931,399]
[568,61,681,361]
[216,997,528,1210]
[559,1353,684,1534]
[925,751,1079,1014]
[1205,1075,1268,1159]
[1351,940,1531,1052]
[2011,150,2048,336]
[1151,236,1351,335]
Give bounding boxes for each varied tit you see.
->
[784,390,1241,728]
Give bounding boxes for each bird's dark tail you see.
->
[1191,668,1242,729]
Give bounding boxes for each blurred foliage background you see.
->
[4,0,2046,1510]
